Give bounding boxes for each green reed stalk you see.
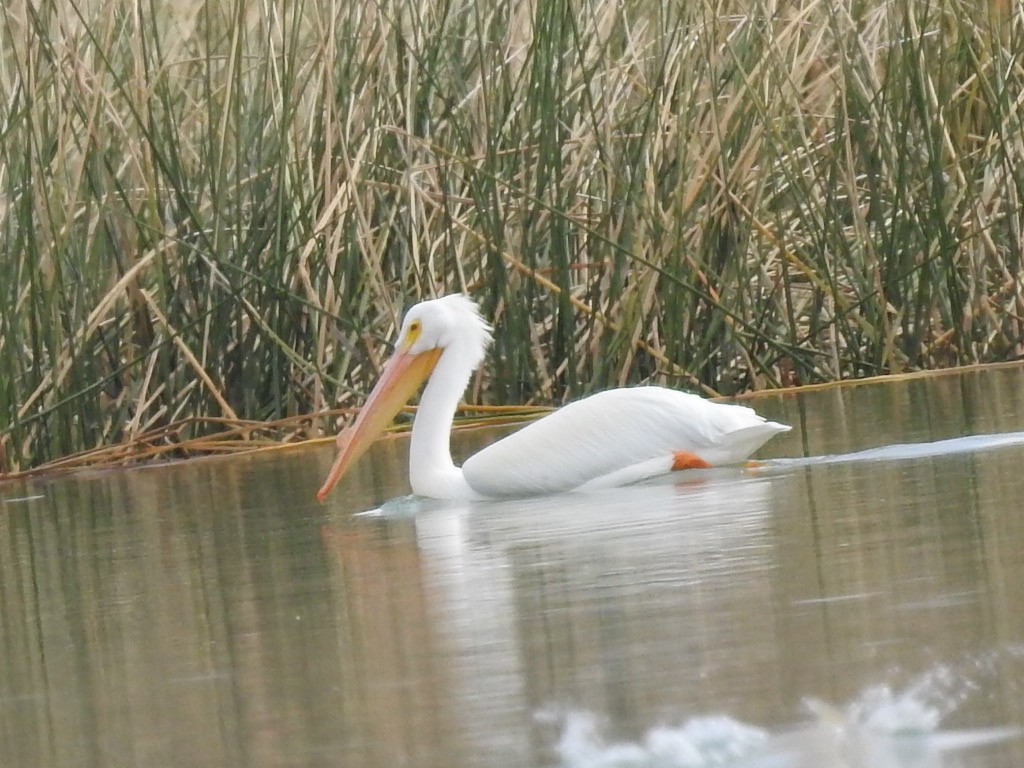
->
[1,0,1022,470]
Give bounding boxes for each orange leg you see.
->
[671,450,713,471]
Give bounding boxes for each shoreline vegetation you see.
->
[2,0,1023,475]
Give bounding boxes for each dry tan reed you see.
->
[1,0,1023,472]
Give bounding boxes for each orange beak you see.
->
[316,346,441,502]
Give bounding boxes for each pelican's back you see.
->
[462,386,789,497]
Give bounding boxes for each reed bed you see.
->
[1,0,1023,473]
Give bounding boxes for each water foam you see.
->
[549,652,1023,767]
[554,710,768,768]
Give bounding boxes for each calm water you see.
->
[3,366,1024,767]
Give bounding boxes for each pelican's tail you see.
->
[710,421,791,465]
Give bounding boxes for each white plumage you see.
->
[464,388,786,496]
[317,294,790,501]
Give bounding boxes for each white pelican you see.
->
[317,294,790,501]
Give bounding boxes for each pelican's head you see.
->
[398,293,493,368]
[316,294,492,501]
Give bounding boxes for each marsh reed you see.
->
[1,0,1023,472]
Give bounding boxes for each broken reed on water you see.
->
[1,0,1022,472]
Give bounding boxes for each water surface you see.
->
[2,366,1024,767]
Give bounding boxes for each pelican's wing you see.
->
[461,387,789,497]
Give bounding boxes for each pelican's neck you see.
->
[408,343,477,498]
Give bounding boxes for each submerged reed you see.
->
[1,0,1022,471]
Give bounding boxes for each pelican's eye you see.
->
[404,320,423,348]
